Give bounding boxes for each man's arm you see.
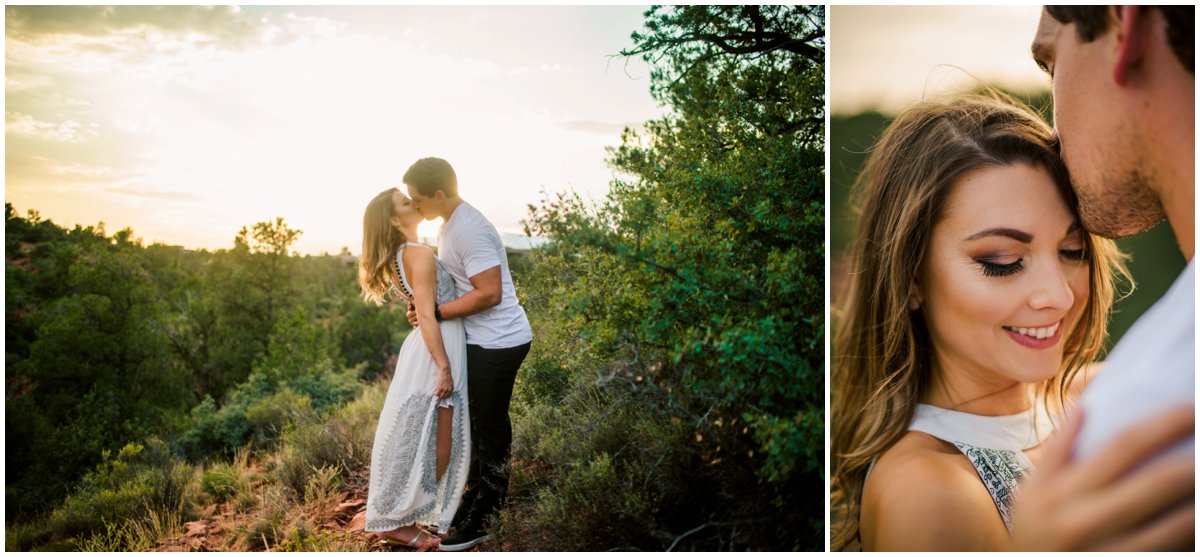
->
[439,265,502,320]
[1010,407,1195,551]
[406,265,502,326]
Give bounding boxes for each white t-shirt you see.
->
[1074,258,1195,460]
[438,202,533,349]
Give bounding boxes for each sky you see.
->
[830,5,1049,115]
[5,5,663,255]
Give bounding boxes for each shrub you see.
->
[73,507,184,552]
[277,526,374,552]
[245,387,318,448]
[201,447,260,507]
[238,484,291,550]
[274,379,384,496]
[44,438,200,544]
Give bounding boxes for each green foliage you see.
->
[6,208,193,515]
[276,526,374,552]
[39,438,199,546]
[6,205,403,542]
[503,381,689,550]
[273,379,385,496]
[237,484,292,550]
[509,5,824,550]
[333,293,413,380]
[176,306,362,458]
[4,521,44,552]
[72,507,184,552]
[301,464,344,505]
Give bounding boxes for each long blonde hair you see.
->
[830,94,1129,550]
[358,187,407,305]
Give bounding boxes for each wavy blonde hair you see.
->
[830,94,1130,550]
[358,187,407,306]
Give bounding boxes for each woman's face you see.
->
[389,190,422,229]
[918,162,1090,390]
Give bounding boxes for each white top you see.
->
[438,202,533,349]
[1074,259,1195,460]
[909,402,1057,469]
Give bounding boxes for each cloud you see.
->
[5,6,254,43]
[6,112,98,143]
[105,186,201,201]
[5,6,345,55]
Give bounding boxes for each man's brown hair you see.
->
[403,157,458,198]
[1046,5,1193,73]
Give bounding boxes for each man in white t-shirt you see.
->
[1012,5,1194,550]
[403,157,533,551]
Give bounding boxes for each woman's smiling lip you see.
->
[1002,320,1063,349]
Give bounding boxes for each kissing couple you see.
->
[357,157,532,551]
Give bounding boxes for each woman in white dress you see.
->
[829,95,1131,550]
[358,187,470,549]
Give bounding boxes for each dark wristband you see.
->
[435,304,443,322]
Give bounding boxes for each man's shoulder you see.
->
[1074,259,1195,457]
[446,202,495,234]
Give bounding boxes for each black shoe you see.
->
[439,518,491,552]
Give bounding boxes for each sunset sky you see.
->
[5,5,661,255]
[830,5,1049,115]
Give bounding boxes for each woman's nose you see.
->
[1028,259,1075,311]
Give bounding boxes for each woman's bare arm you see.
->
[403,247,453,398]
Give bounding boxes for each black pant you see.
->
[455,341,531,525]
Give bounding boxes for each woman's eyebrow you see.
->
[964,227,1033,243]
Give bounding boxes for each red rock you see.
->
[347,510,366,532]
[183,521,208,537]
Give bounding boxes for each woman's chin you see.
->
[1006,357,1064,385]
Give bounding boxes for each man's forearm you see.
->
[439,287,501,320]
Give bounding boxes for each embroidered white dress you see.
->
[907,403,1057,530]
[365,244,470,534]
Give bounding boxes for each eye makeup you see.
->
[976,257,1024,277]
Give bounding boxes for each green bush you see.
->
[177,309,364,460]
[201,448,259,505]
[43,438,199,544]
[245,387,319,448]
[274,378,385,496]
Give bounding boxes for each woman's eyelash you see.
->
[978,258,1023,277]
[1060,248,1087,261]
[977,248,1086,277]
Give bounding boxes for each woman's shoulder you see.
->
[400,243,436,261]
[864,431,972,501]
[860,431,1008,550]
